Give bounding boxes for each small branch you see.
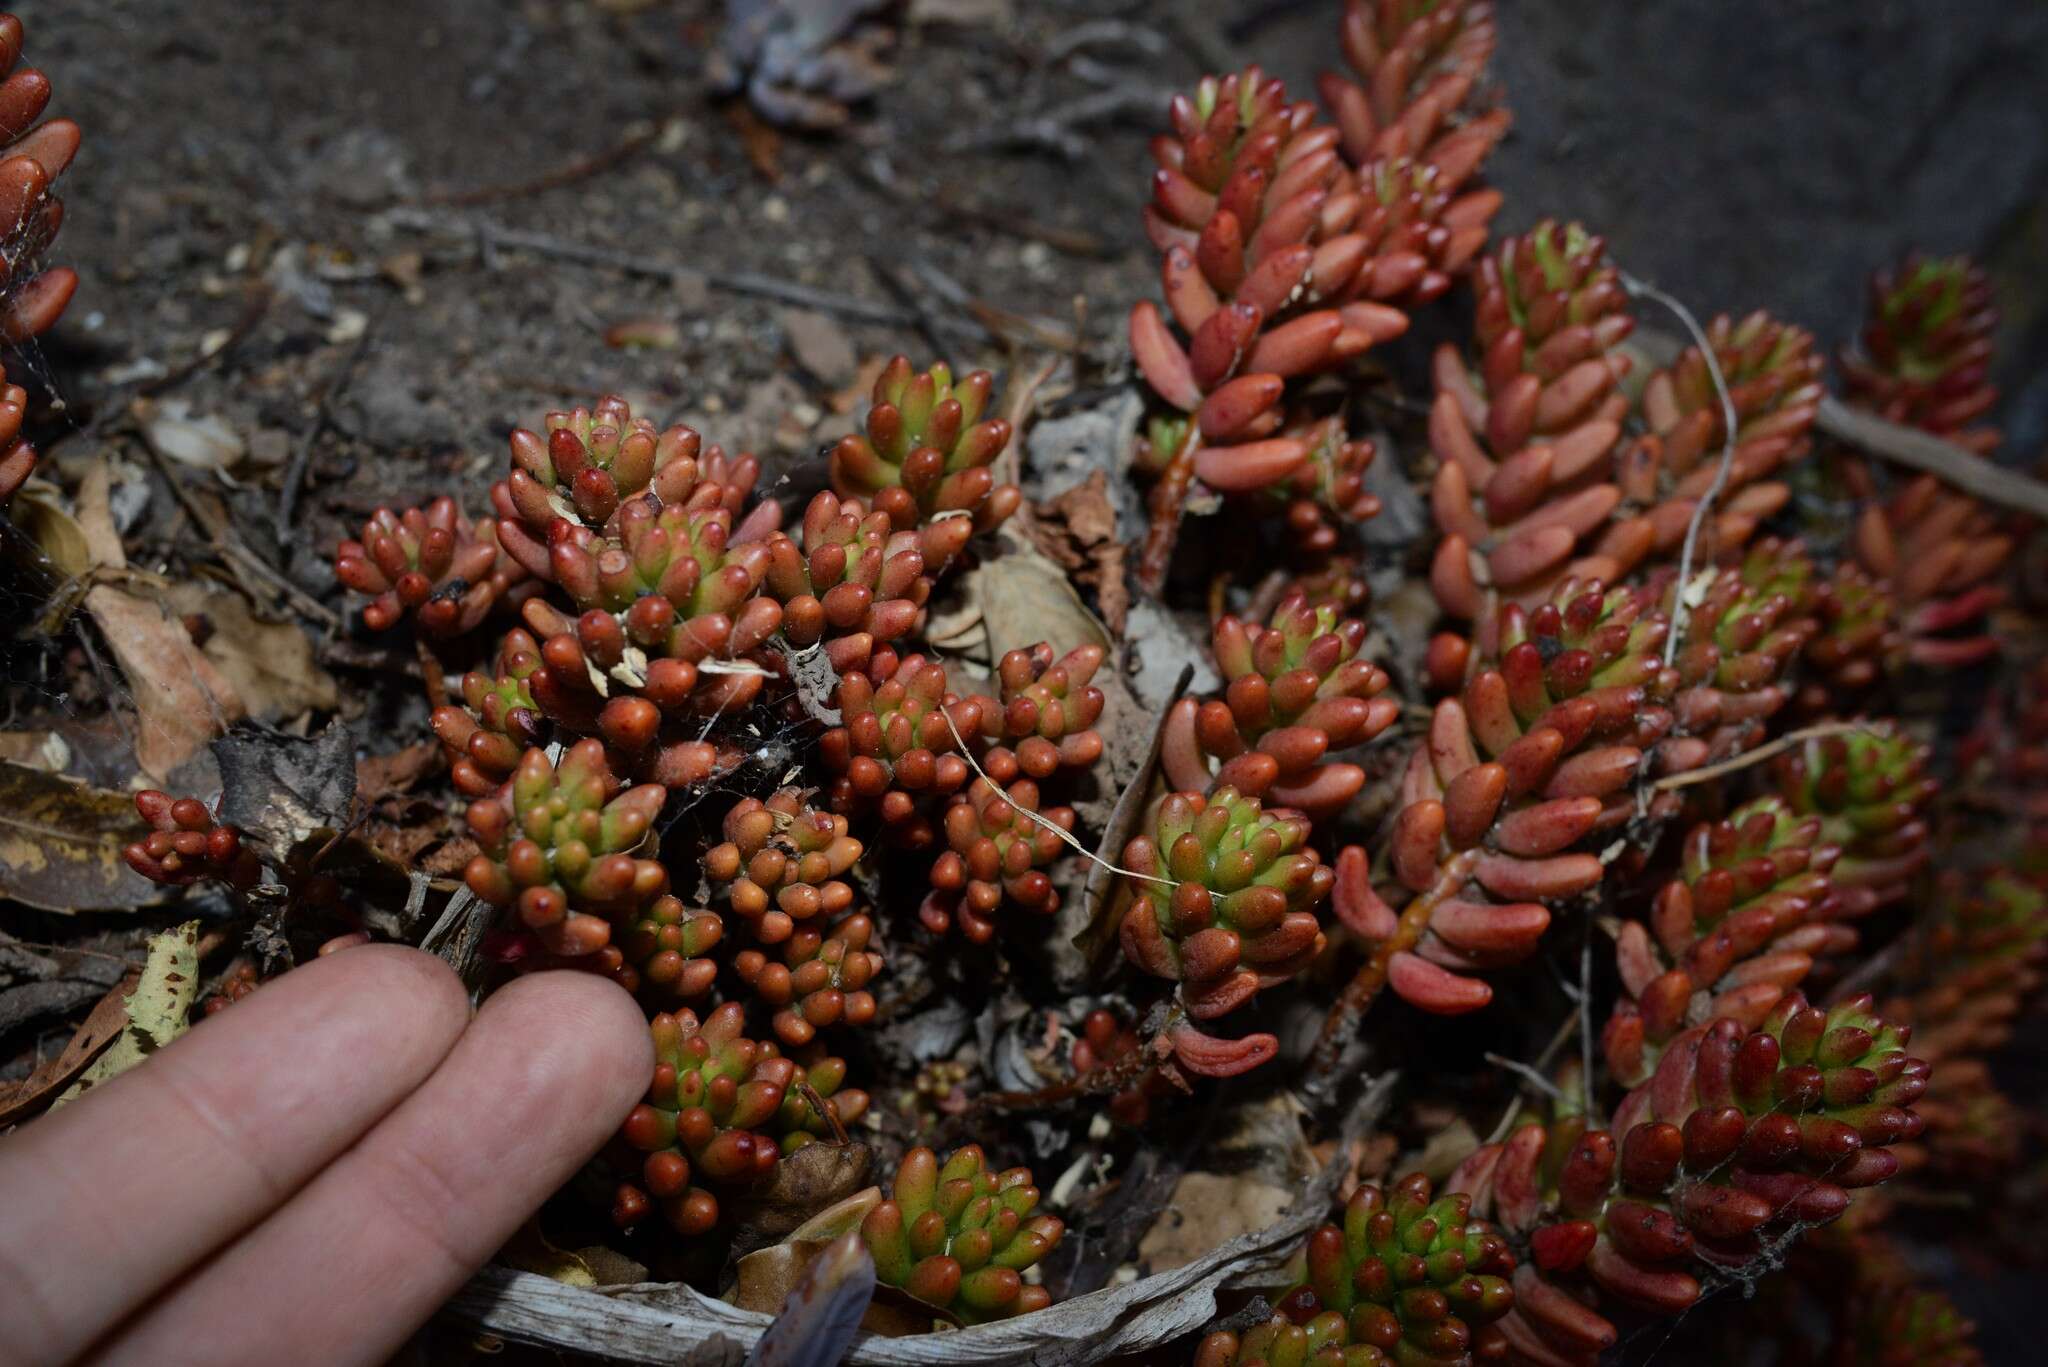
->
[1648,721,1874,792]
[942,86,1167,160]
[420,121,663,208]
[1483,1052,1568,1105]
[138,286,272,398]
[1620,271,1736,671]
[382,208,969,334]
[1817,395,2048,520]
[1312,851,1481,1076]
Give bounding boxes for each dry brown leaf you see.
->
[86,584,246,777]
[74,458,128,569]
[166,583,338,723]
[0,971,136,1126]
[1030,472,1128,635]
[10,482,93,578]
[0,762,167,913]
[782,308,857,388]
[953,546,1109,667]
[729,1140,874,1252]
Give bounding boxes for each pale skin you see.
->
[0,945,655,1365]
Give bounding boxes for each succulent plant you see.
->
[1292,1173,1516,1366]
[923,779,1073,942]
[464,740,668,957]
[0,362,32,502]
[1280,417,1385,558]
[704,789,862,946]
[1071,1008,1168,1128]
[970,643,1107,785]
[1331,581,1662,1020]
[1836,1268,1982,1367]
[732,911,882,1046]
[616,892,725,1002]
[1195,1306,1390,1367]
[1318,1,1507,184]
[1605,797,1843,1085]
[1773,724,1935,917]
[859,1145,1064,1324]
[1455,994,1926,1359]
[124,791,263,889]
[773,1049,871,1150]
[764,490,931,672]
[528,498,782,718]
[1852,474,2011,670]
[1163,592,1400,817]
[1887,871,2047,1068]
[1428,223,1639,620]
[1799,560,1902,713]
[616,1004,793,1236]
[334,497,530,638]
[820,650,985,847]
[498,398,760,546]
[430,627,553,797]
[1839,253,2000,454]
[1614,311,1825,568]
[0,13,79,343]
[1120,785,1333,1018]
[1656,549,1817,772]
[829,356,1018,550]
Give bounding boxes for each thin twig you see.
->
[1816,395,2048,520]
[1483,1012,1580,1145]
[1620,271,1736,671]
[420,122,663,207]
[136,439,343,630]
[1483,1052,1568,1105]
[138,286,273,398]
[275,309,379,535]
[382,207,975,334]
[933,691,1176,890]
[941,86,1167,159]
[1648,721,1874,792]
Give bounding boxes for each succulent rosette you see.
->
[830,356,1018,549]
[615,1004,793,1236]
[335,496,529,637]
[859,1146,1064,1324]
[1120,785,1333,1017]
[704,789,863,946]
[464,739,668,956]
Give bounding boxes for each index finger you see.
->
[0,944,469,1364]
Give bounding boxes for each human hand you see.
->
[0,945,653,1365]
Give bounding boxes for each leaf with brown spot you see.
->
[0,762,167,913]
[55,920,200,1108]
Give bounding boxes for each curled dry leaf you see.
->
[951,548,1110,667]
[743,1231,880,1367]
[132,397,246,471]
[55,920,200,1107]
[86,584,246,779]
[0,761,167,912]
[1029,471,1129,636]
[164,583,340,724]
[730,1140,877,1253]
[0,970,136,1126]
